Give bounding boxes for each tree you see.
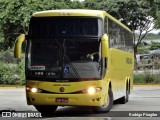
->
[83,0,155,56]
[107,0,155,56]
[0,0,71,51]
[150,42,160,50]
[139,0,160,28]
[69,1,84,9]
[83,0,108,10]
[0,0,36,50]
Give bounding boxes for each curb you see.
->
[134,84,160,86]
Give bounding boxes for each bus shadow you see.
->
[42,102,126,117]
[42,106,95,117]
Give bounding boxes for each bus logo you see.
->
[59,87,65,92]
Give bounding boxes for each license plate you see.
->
[56,98,69,103]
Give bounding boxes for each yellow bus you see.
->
[14,9,134,114]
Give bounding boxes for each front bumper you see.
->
[27,92,104,106]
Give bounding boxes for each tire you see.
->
[93,88,113,113]
[118,87,129,104]
[34,105,58,115]
[125,89,129,102]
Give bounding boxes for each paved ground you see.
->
[0,86,160,119]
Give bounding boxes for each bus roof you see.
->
[32,9,105,17]
[32,9,132,32]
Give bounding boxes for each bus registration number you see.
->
[56,98,68,103]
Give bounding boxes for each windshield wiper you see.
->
[63,39,81,79]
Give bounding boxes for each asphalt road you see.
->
[0,86,160,119]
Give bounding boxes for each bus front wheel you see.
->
[34,105,58,114]
[93,88,113,113]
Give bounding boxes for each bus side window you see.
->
[108,19,119,48]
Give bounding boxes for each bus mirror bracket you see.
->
[14,34,25,58]
[101,34,109,57]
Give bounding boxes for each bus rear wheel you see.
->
[118,87,129,104]
[93,88,113,113]
[34,105,58,115]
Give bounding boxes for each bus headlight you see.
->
[31,88,38,93]
[87,87,102,95]
[26,87,42,93]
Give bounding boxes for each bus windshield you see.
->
[29,17,102,37]
[26,38,102,81]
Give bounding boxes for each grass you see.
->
[134,74,144,83]
[134,73,160,84]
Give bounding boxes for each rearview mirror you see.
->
[101,34,109,57]
[14,34,25,58]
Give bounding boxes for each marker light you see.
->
[31,88,38,93]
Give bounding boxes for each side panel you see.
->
[106,48,134,100]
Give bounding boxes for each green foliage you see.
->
[83,0,155,55]
[137,45,150,54]
[0,49,17,63]
[134,73,160,84]
[0,50,25,85]
[0,0,157,54]
[143,70,154,83]
[139,0,160,28]
[0,61,25,85]
[0,0,82,51]
[134,74,144,83]
[154,73,160,83]
[69,1,84,9]
[83,0,109,10]
[150,42,160,50]
[155,62,160,69]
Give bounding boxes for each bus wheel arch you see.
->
[117,78,129,104]
[92,81,113,113]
